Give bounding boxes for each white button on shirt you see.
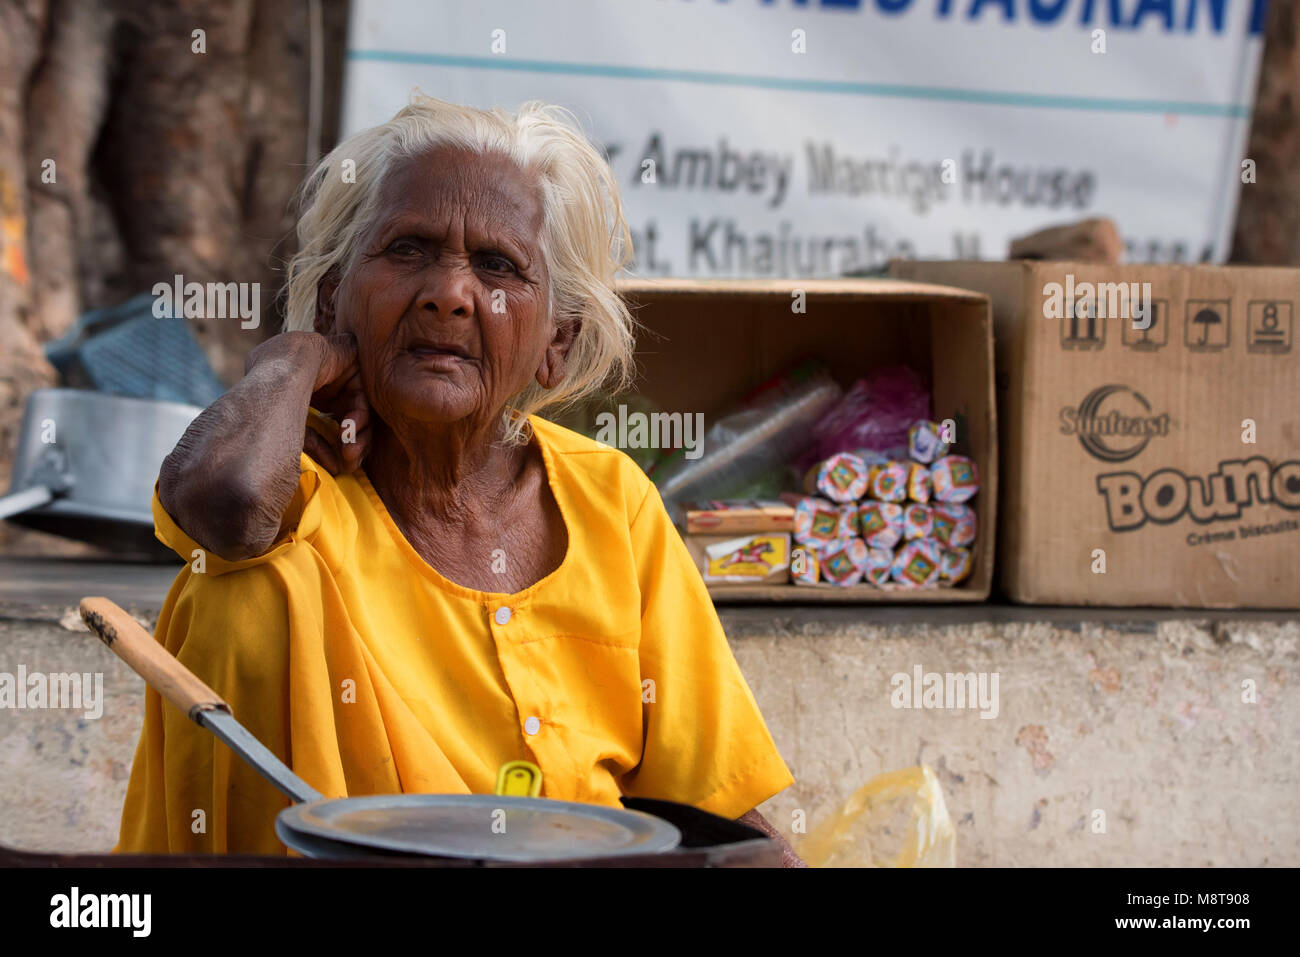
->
[524,716,541,735]
[494,606,511,625]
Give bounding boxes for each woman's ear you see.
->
[313,266,342,336]
[536,314,581,390]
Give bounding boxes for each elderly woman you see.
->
[116,94,800,865]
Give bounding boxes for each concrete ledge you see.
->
[727,614,1298,866]
[2,560,1296,864]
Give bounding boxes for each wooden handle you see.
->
[79,596,229,723]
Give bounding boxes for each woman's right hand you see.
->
[306,333,372,476]
[246,332,372,476]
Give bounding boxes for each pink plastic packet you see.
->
[796,365,932,471]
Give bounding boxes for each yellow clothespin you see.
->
[495,759,542,797]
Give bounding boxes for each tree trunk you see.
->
[0,0,349,554]
[1231,0,1299,263]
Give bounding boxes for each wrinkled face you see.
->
[319,145,561,430]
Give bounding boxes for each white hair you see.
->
[284,91,637,444]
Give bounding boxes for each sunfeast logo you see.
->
[1060,385,1171,462]
[1097,456,1300,531]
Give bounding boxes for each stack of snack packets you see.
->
[786,421,979,589]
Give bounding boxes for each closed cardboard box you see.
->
[680,499,794,535]
[891,260,1300,608]
[615,277,997,603]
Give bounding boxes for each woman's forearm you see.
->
[158,335,324,561]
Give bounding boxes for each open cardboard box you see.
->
[614,278,997,603]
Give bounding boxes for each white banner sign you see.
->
[342,0,1268,276]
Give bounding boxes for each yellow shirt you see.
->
[116,414,794,853]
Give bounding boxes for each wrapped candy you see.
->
[792,496,849,548]
[931,455,979,504]
[932,503,977,548]
[908,420,950,464]
[891,538,942,587]
[868,460,909,503]
[820,538,867,586]
[857,501,904,550]
[906,462,931,504]
[840,502,860,537]
[940,546,973,584]
[791,544,820,585]
[862,547,893,586]
[803,452,870,503]
[931,504,955,545]
[902,503,933,541]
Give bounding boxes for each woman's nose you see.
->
[417,263,476,318]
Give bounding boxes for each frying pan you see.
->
[78,597,682,862]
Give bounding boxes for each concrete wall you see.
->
[2,596,1296,865]
[728,608,1298,866]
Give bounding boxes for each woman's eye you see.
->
[480,255,516,274]
[387,239,422,257]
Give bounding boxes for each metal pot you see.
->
[0,389,201,556]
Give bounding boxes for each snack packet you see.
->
[906,462,931,504]
[788,495,851,548]
[907,419,950,464]
[868,461,909,503]
[931,455,978,504]
[891,538,941,587]
[862,547,894,586]
[940,546,973,584]
[821,538,868,586]
[932,502,977,548]
[902,503,933,541]
[857,501,904,550]
[803,452,871,503]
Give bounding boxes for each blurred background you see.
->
[0,2,1296,556]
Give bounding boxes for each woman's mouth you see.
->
[407,340,474,363]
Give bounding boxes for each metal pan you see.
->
[78,597,682,862]
[275,794,680,862]
[0,389,201,556]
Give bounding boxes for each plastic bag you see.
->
[795,365,932,472]
[650,361,842,506]
[796,765,956,868]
